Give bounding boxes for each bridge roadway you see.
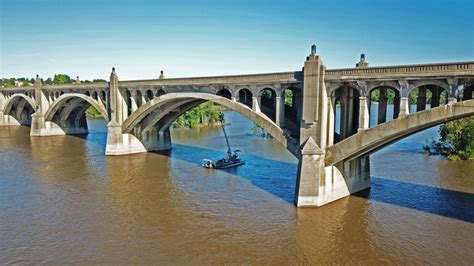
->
[1,49,473,207]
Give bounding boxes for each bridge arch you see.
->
[216,88,232,99]
[45,93,108,121]
[2,93,37,125]
[408,84,448,113]
[367,85,400,126]
[330,84,360,142]
[146,89,154,100]
[407,80,449,95]
[236,88,253,108]
[325,99,474,165]
[3,93,37,114]
[155,89,166,97]
[121,92,294,155]
[282,87,298,127]
[259,87,277,121]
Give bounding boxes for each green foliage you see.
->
[53,74,72,84]
[261,89,272,99]
[173,102,223,128]
[44,78,53,85]
[1,75,106,87]
[370,89,396,104]
[251,123,270,138]
[423,116,474,160]
[284,89,293,107]
[85,105,102,118]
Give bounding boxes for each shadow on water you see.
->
[355,177,474,223]
[155,143,298,204]
[78,119,474,222]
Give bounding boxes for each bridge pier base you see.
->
[0,111,21,126]
[105,122,148,155]
[295,137,371,207]
[30,113,88,136]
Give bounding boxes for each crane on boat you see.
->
[202,114,245,169]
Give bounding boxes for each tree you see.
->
[284,89,293,107]
[423,116,474,160]
[53,74,72,84]
[173,102,223,128]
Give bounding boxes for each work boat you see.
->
[202,116,245,169]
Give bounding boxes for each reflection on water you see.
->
[0,112,473,264]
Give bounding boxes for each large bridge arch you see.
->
[2,93,37,125]
[325,99,474,165]
[34,93,109,135]
[45,93,108,121]
[3,93,37,114]
[121,92,297,155]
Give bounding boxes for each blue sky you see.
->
[1,0,473,80]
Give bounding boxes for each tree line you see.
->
[1,74,106,87]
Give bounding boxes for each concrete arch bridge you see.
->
[1,49,473,207]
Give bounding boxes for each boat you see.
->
[202,115,245,169]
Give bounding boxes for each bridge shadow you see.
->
[73,127,474,223]
[154,143,298,204]
[355,176,474,223]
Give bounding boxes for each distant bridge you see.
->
[1,47,473,207]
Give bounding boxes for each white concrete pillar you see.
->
[252,96,260,112]
[231,96,237,102]
[327,98,335,145]
[130,97,138,112]
[275,96,285,127]
[358,96,369,131]
[399,97,410,116]
[295,137,325,206]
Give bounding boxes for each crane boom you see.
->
[220,120,232,156]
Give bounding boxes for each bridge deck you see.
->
[1,61,472,91]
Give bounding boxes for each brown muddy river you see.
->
[1,111,473,264]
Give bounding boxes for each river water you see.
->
[1,108,473,264]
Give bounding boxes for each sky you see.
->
[1,0,473,80]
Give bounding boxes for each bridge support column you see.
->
[105,122,147,155]
[431,86,441,108]
[416,87,427,111]
[295,137,325,206]
[105,68,148,155]
[358,96,369,131]
[399,97,410,116]
[29,75,71,136]
[252,96,261,112]
[275,96,285,127]
[295,137,371,207]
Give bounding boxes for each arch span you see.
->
[2,93,37,125]
[325,99,474,165]
[45,93,108,121]
[3,93,37,114]
[122,92,298,155]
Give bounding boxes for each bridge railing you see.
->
[119,71,303,87]
[0,82,109,92]
[325,61,474,79]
